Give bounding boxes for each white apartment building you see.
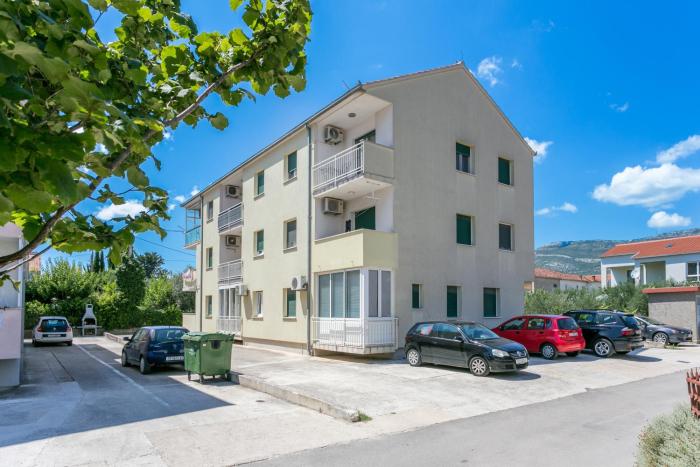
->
[0,223,26,387]
[181,63,535,355]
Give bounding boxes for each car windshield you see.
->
[41,319,68,332]
[639,316,663,325]
[556,317,578,330]
[153,329,187,342]
[621,315,640,328]
[459,324,499,340]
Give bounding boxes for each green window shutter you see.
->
[412,284,421,309]
[286,289,296,317]
[456,215,471,245]
[256,230,264,254]
[287,152,297,178]
[483,288,498,317]
[354,206,376,230]
[446,286,459,318]
[498,158,511,185]
[257,171,264,195]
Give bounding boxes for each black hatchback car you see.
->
[634,315,693,345]
[405,321,529,376]
[564,310,643,357]
[121,326,188,374]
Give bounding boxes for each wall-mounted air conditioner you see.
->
[225,235,241,248]
[225,185,241,198]
[290,275,308,291]
[235,284,248,296]
[323,197,344,215]
[323,125,344,145]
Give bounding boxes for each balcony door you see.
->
[354,207,376,230]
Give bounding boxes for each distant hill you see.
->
[535,228,700,275]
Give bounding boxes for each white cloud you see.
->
[163,130,173,140]
[94,143,108,154]
[96,200,147,221]
[477,56,503,87]
[174,195,186,203]
[610,102,629,113]
[510,59,522,69]
[168,203,176,212]
[647,211,691,229]
[656,135,700,164]
[592,163,700,208]
[524,137,553,163]
[190,186,200,196]
[536,202,578,216]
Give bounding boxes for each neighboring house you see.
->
[0,223,26,388]
[600,235,700,288]
[533,268,600,291]
[181,63,535,355]
[643,286,700,343]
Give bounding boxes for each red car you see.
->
[492,315,585,360]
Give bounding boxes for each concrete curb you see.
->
[104,332,127,344]
[232,373,361,422]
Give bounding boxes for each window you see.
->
[411,284,423,309]
[206,247,213,269]
[456,214,473,245]
[205,295,213,318]
[434,323,460,340]
[355,130,376,144]
[285,289,296,318]
[206,200,214,221]
[317,269,365,318]
[285,219,297,249]
[255,230,264,256]
[446,286,460,318]
[498,157,512,185]
[688,262,700,282]
[483,288,499,318]
[286,151,297,180]
[413,323,434,336]
[595,313,617,325]
[499,223,513,251]
[527,318,545,330]
[502,318,525,331]
[254,291,263,317]
[255,170,265,196]
[456,142,472,173]
[354,207,376,230]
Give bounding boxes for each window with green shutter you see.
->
[446,286,459,318]
[285,289,296,317]
[456,215,472,245]
[354,207,376,230]
[483,288,499,317]
[412,284,422,309]
[287,152,297,180]
[499,223,513,251]
[255,230,264,255]
[256,170,265,196]
[456,143,471,173]
[498,158,512,185]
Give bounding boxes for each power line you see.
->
[135,237,195,256]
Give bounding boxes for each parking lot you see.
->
[2,337,699,466]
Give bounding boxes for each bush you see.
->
[637,405,700,466]
[525,284,648,315]
[24,300,50,328]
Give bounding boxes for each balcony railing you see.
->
[313,141,394,196]
[218,203,243,232]
[217,316,241,335]
[184,226,201,247]
[218,259,242,285]
[312,317,398,351]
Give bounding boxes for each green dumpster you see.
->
[183,332,234,383]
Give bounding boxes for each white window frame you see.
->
[316,268,392,319]
[687,261,700,282]
[284,218,297,250]
[254,291,263,317]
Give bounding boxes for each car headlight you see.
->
[492,349,509,358]
[668,329,678,333]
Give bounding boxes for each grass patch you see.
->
[357,411,372,422]
[637,405,700,466]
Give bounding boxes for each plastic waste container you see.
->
[183,332,234,383]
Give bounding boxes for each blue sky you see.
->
[48,0,700,271]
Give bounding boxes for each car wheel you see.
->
[66,341,72,346]
[406,348,422,367]
[32,339,38,347]
[593,338,614,358]
[121,351,130,367]
[566,351,580,357]
[540,343,558,360]
[139,356,151,374]
[469,356,490,377]
[652,332,669,345]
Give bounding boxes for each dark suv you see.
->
[405,321,529,376]
[564,310,643,357]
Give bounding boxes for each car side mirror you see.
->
[123,336,131,342]
[453,335,464,342]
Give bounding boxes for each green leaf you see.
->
[0,193,13,213]
[229,0,244,10]
[208,112,229,130]
[126,167,150,188]
[88,0,109,12]
[4,184,54,213]
[229,28,248,45]
[39,159,79,203]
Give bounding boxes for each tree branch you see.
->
[0,244,54,276]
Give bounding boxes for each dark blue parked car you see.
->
[121,326,188,374]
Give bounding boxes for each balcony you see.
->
[313,140,394,199]
[218,203,243,233]
[218,259,242,286]
[313,229,397,273]
[217,317,241,335]
[312,317,398,354]
[184,226,201,249]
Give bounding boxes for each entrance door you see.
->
[354,207,376,230]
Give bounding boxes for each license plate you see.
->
[569,331,578,337]
[166,356,184,362]
[515,358,528,365]
[45,333,62,337]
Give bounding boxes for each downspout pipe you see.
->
[306,124,313,356]
[198,194,204,332]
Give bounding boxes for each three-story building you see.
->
[181,63,535,354]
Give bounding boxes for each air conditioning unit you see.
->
[323,125,344,145]
[225,185,241,198]
[234,284,248,296]
[323,197,344,215]
[225,235,241,248]
[291,275,308,291]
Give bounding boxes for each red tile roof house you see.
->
[533,268,600,291]
[600,235,700,288]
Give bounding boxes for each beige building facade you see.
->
[181,64,535,355]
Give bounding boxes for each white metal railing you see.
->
[217,316,241,335]
[313,141,365,194]
[312,317,398,349]
[218,203,243,231]
[218,259,242,285]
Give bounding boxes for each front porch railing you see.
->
[218,259,242,285]
[312,317,398,349]
[217,316,241,335]
[313,141,365,195]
